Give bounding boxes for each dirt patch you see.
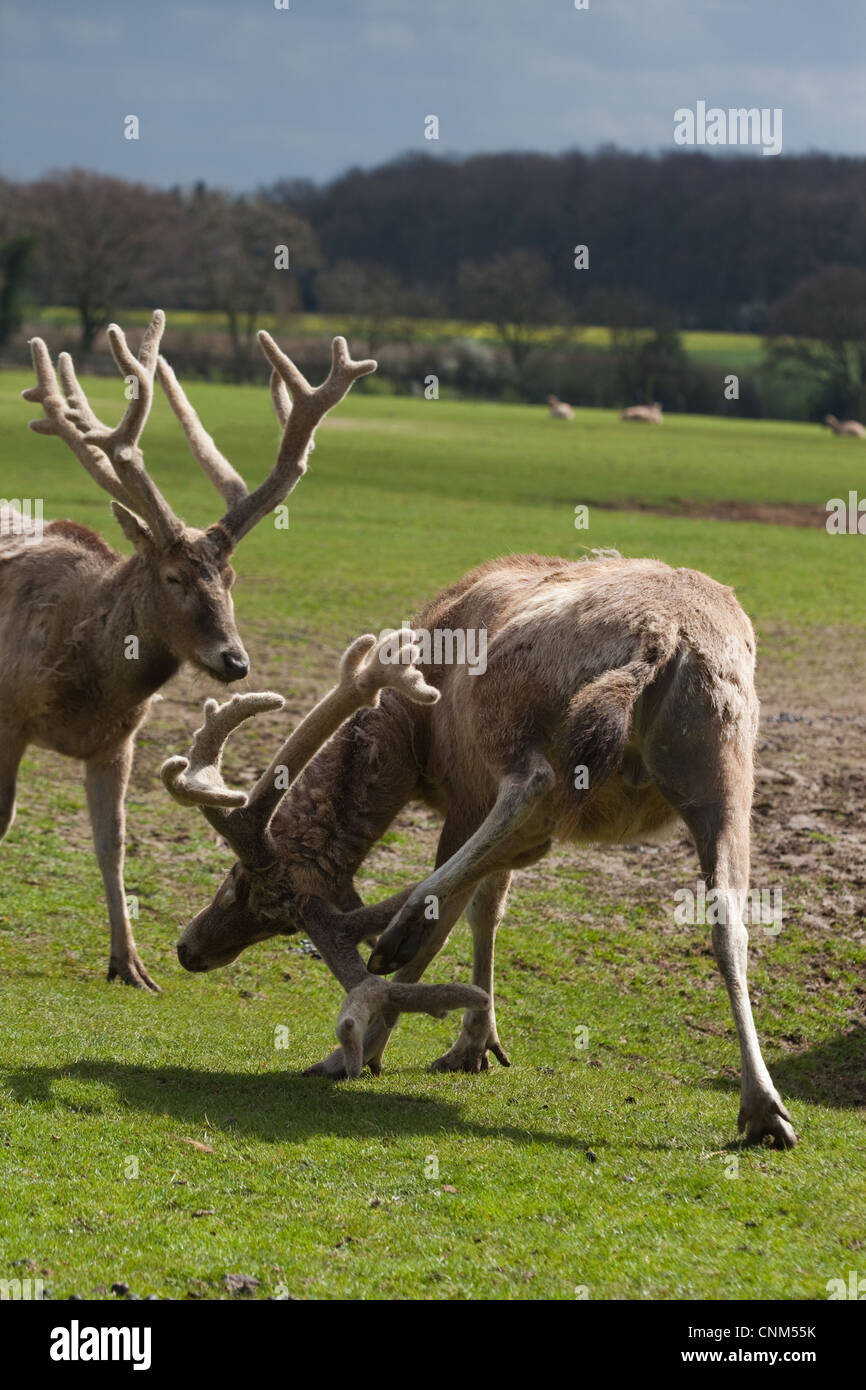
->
[591,498,828,528]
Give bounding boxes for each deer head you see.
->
[160,631,487,1076]
[23,311,376,683]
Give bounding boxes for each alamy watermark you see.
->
[378,622,487,675]
[673,882,783,934]
[0,498,44,545]
[674,103,782,157]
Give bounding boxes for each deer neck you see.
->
[91,555,181,704]
[273,696,425,900]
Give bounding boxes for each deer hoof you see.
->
[368,898,430,974]
[738,1094,798,1149]
[107,954,161,993]
[303,1055,349,1080]
[304,1039,386,1079]
[430,1034,510,1074]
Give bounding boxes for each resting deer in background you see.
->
[546,395,575,420]
[621,402,663,424]
[823,414,866,438]
[1,309,374,990]
[160,552,797,1149]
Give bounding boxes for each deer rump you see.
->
[413,551,755,853]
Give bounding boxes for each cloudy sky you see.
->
[2,0,863,188]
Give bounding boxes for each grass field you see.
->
[28,305,768,375]
[0,369,864,1300]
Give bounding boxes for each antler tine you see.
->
[161,691,285,865]
[82,310,165,458]
[79,311,185,545]
[22,338,137,508]
[163,630,437,872]
[242,629,438,836]
[258,330,314,400]
[269,369,291,429]
[57,352,109,434]
[318,335,378,409]
[156,354,249,509]
[217,333,378,543]
[136,309,166,371]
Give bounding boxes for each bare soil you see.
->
[591,499,829,528]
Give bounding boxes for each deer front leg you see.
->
[431,871,512,1074]
[304,887,474,1078]
[85,741,159,993]
[369,755,555,974]
[298,897,485,1079]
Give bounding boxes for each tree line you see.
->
[1,148,865,417]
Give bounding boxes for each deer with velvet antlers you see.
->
[161,552,796,1149]
[1,310,374,990]
[161,627,488,1073]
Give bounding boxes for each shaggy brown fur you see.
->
[166,551,796,1149]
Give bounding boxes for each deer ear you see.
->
[111,501,154,552]
[205,522,234,563]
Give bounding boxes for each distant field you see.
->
[0,376,863,1299]
[26,305,767,369]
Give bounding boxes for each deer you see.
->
[160,626,488,1073]
[621,403,663,424]
[160,551,797,1150]
[823,414,866,438]
[546,395,575,420]
[1,309,375,991]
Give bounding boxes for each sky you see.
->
[1,0,864,190]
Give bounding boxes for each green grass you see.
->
[27,305,766,368]
[0,374,864,1300]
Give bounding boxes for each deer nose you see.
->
[221,651,249,681]
[177,938,202,972]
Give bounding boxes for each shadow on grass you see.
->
[703,1025,866,1108]
[1,1059,595,1151]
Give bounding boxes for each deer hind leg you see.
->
[369,753,555,974]
[431,870,512,1073]
[85,741,159,994]
[0,729,26,843]
[650,736,796,1149]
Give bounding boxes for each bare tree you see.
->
[457,250,571,375]
[24,171,183,357]
[318,260,411,356]
[767,265,866,420]
[187,188,321,380]
[0,179,37,347]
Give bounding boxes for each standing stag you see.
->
[1,310,374,989]
[161,552,796,1149]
